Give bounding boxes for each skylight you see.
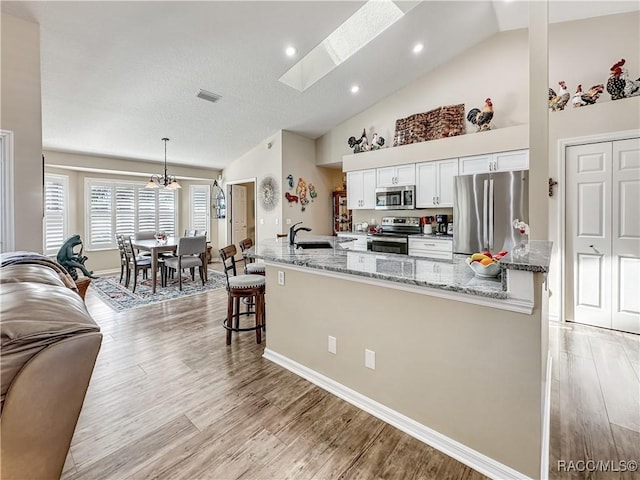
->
[279,0,412,92]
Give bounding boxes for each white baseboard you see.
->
[541,352,552,480]
[263,348,533,480]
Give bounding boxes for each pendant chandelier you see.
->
[146,137,181,189]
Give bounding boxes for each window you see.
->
[44,174,68,255]
[189,185,210,240]
[85,179,178,250]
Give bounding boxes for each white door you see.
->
[395,164,416,186]
[231,184,247,248]
[376,167,396,187]
[361,169,376,209]
[347,171,363,209]
[611,138,640,333]
[566,138,640,334]
[436,159,458,207]
[416,162,437,207]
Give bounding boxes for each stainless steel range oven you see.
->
[369,216,421,254]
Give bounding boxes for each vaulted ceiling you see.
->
[2,1,637,170]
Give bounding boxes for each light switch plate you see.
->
[365,349,375,370]
[328,336,337,354]
[278,271,285,285]
[286,218,292,225]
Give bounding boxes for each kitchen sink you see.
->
[295,241,333,249]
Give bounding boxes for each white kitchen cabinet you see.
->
[458,149,529,175]
[337,232,368,251]
[347,169,376,210]
[376,164,415,187]
[346,251,376,273]
[409,237,453,260]
[416,158,458,208]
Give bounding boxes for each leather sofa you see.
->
[0,252,102,480]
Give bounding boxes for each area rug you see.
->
[91,270,228,312]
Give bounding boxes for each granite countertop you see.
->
[246,236,554,300]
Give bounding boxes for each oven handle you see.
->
[370,237,407,244]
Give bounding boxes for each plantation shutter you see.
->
[189,185,210,239]
[137,188,157,233]
[44,174,68,254]
[115,185,136,237]
[158,189,177,236]
[88,183,114,249]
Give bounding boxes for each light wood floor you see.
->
[62,278,639,480]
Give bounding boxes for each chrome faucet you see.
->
[289,221,312,245]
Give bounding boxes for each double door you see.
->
[347,170,376,209]
[566,138,640,334]
[416,158,458,207]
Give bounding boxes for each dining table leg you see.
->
[151,248,158,294]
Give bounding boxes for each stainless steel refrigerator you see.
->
[453,171,528,254]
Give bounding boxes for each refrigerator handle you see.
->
[483,179,489,249]
[488,179,494,250]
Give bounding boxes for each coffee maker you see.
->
[435,214,448,235]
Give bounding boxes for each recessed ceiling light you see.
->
[413,43,424,54]
[285,46,297,57]
[351,85,360,94]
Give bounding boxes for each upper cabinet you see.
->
[416,158,458,208]
[458,149,529,175]
[376,164,415,187]
[347,169,376,210]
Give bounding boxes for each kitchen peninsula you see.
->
[247,236,552,479]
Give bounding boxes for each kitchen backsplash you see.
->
[352,208,453,229]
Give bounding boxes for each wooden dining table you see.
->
[131,237,178,294]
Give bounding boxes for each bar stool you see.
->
[239,238,265,275]
[219,244,266,345]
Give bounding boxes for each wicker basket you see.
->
[393,104,466,147]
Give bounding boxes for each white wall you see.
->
[282,131,337,237]
[221,132,283,247]
[1,13,43,253]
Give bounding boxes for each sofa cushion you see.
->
[0,283,100,410]
[0,264,67,287]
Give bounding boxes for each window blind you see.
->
[44,174,68,254]
[189,185,210,240]
[85,179,178,250]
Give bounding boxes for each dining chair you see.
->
[122,236,164,293]
[219,244,266,345]
[133,230,155,257]
[163,236,206,291]
[115,234,129,284]
[238,238,264,275]
[184,229,196,237]
[195,230,207,238]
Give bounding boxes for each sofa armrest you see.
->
[0,331,102,480]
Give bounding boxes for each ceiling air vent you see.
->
[196,89,222,103]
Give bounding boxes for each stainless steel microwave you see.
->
[374,186,415,210]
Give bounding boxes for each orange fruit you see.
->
[480,258,493,266]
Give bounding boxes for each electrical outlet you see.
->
[286,218,292,225]
[275,218,279,225]
[278,271,285,285]
[365,349,376,370]
[260,218,264,225]
[328,336,337,354]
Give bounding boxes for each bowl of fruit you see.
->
[466,251,508,278]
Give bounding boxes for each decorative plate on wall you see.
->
[260,176,279,211]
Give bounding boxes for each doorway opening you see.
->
[226,179,256,260]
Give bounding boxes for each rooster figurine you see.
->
[581,84,604,105]
[548,81,570,111]
[572,85,587,108]
[622,67,640,97]
[607,59,627,100]
[371,133,385,150]
[467,98,493,132]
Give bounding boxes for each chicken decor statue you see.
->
[347,129,370,154]
[572,85,587,108]
[623,66,640,98]
[548,81,570,111]
[466,98,493,132]
[581,84,605,105]
[370,133,385,150]
[607,59,627,100]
